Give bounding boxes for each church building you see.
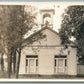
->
[19,7,77,76]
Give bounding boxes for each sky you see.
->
[26,2,84,32]
[0,2,84,32]
[26,2,69,32]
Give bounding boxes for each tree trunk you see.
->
[13,50,16,73]
[16,48,21,78]
[7,48,12,78]
[1,53,4,72]
[10,53,12,73]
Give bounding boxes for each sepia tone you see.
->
[0,2,83,79]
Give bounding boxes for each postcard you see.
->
[0,1,83,82]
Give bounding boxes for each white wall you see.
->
[19,28,77,75]
[32,28,61,46]
[38,48,54,75]
[67,47,77,75]
[19,46,77,75]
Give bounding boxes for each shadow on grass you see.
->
[0,71,84,79]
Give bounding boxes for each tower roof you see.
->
[40,9,55,14]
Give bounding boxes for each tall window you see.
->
[65,59,67,66]
[26,59,28,66]
[36,59,38,66]
[54,59,56,67]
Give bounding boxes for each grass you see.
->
[0,71,84,79]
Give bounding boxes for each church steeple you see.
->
[40,9,55,28]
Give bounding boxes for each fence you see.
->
[77,64,84,75]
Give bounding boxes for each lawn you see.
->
[0,71,84,79]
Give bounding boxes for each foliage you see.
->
[0,5,46,78]
[59,5,84,63]
[0,5,38,78]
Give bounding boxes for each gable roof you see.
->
[22,26,76,48]
[22,26,59,47]
[31,26,59,36]
[24,26,59,42]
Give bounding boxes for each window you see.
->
[54,59,56,66]
[65,59,67,66]
[26,59,28,66]
[36,59,38,66]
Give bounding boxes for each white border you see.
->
[0,2,84,5]
[0,1,83,81]
[0,79,84,82]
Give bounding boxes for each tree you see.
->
[0,5,46,78]
[0,5,37,78]
[0,6,10,72]
[59,6,84,63]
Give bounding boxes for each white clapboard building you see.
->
[19,7,77,76]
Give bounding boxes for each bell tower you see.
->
[40,9,55,28]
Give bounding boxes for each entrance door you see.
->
[58,59,65,73]
[26,55,38,74]
[54,55,67,74]
[29,59,35,73]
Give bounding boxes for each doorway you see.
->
[26,55,38,74]
[54,55,67,74]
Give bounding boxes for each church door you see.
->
[57,59,65,73]
[54,55,67,74]
[29,59,35,73]
[26,55,38,74]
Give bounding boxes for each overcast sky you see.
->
[0,2,84,32]
[22,2,84,32]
